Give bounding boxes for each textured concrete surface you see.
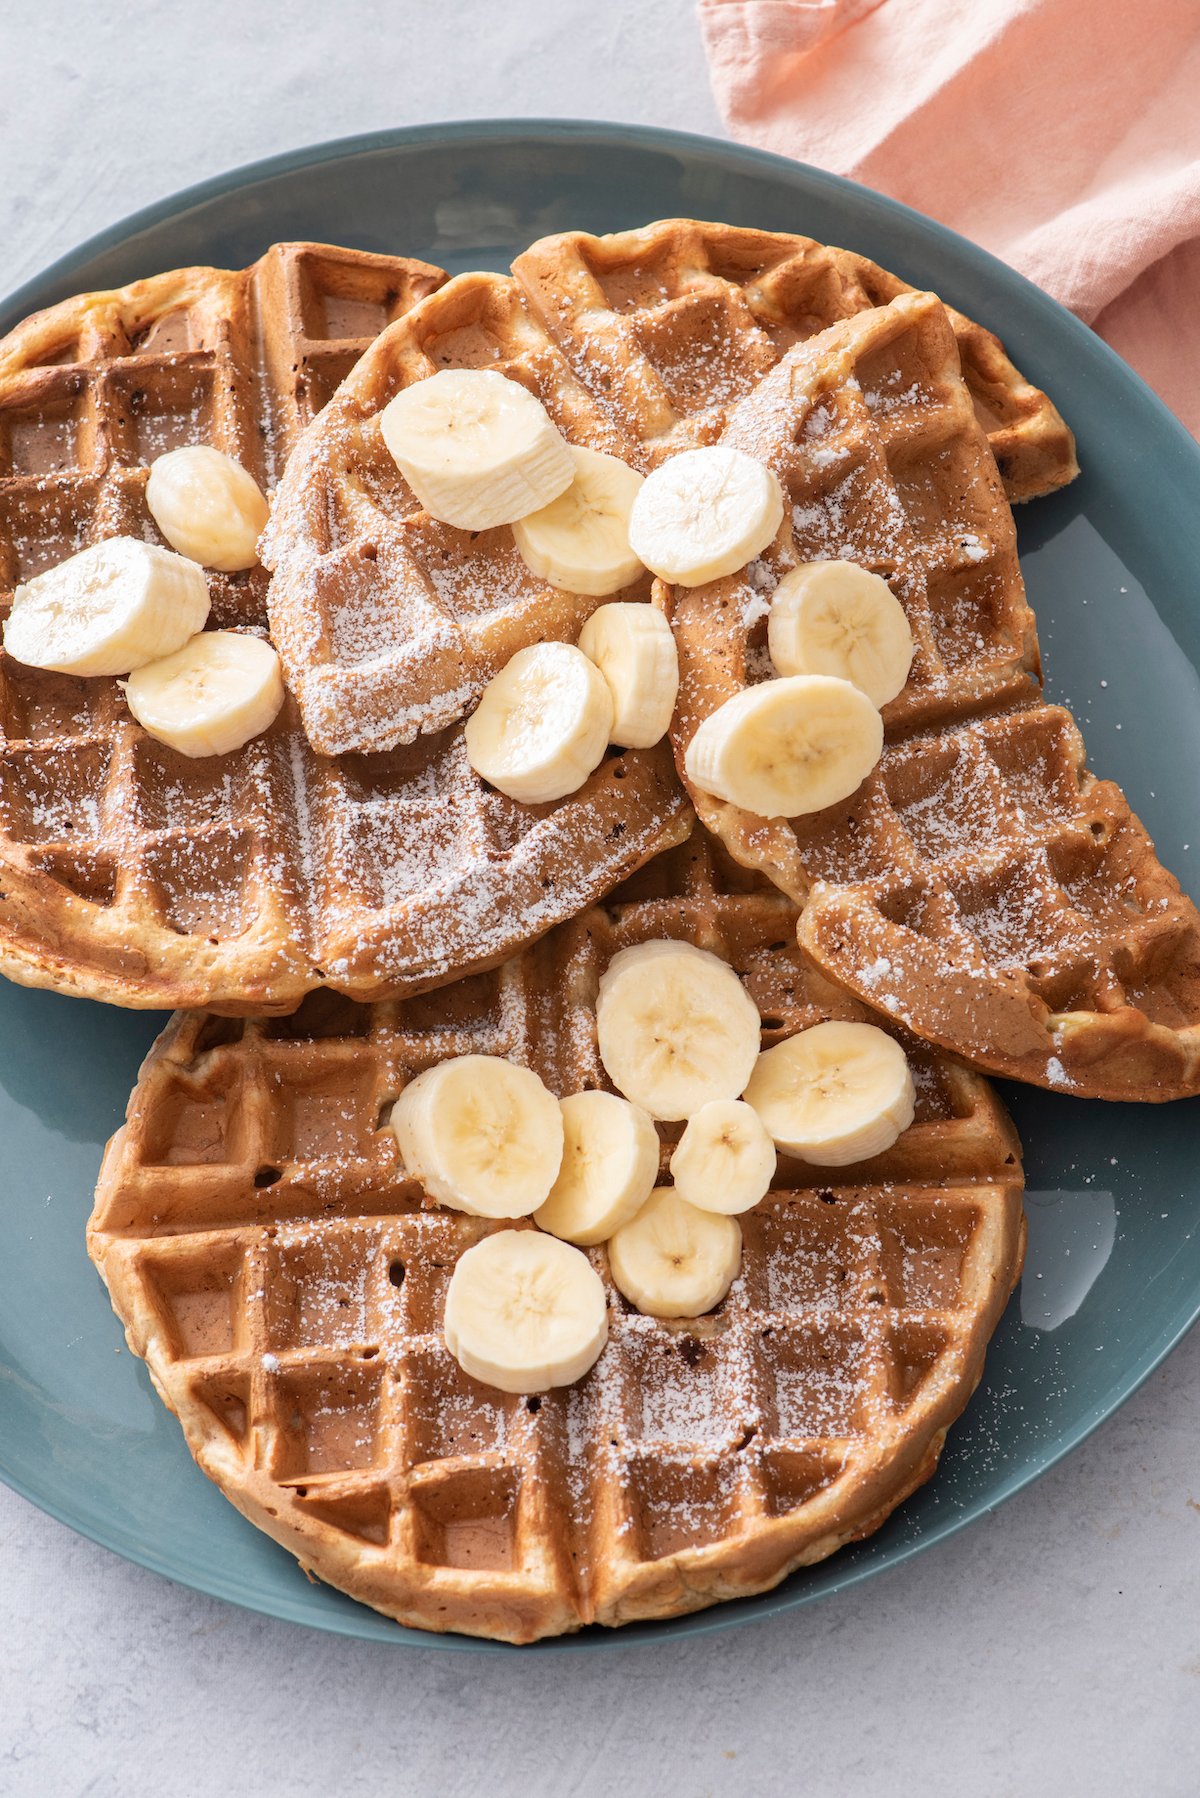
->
[2,4,1199,1794]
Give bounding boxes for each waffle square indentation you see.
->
[411,1465,520,1572]
[271,1361,384,1477]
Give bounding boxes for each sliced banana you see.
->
[768,561,913,708]
[444,1229,608,1394]
[577,602,679,748]
[743,1020,916,1165]
[122,631,284,758]
[607,1187,741,1318]
[684,674,883,819]
[534,1090,660,1246]
[145,446,270,572]
[668,1099,776,1215]
[512,445,644,596]
[390,1054,564,1219]
[379,367,574,531]
[3,537,210,678]
[464,641,613,804]
[595,938,761,1122]
[626,446,784,587]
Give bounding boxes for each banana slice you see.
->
[626,446,784,586]
[577,602,679,748]
[390,1054,564,1218]
[595,938,761,1121]
[743,1020,916,1165]
[146,446,270,573]
[668,1099,776,1215]
[3,537,210,678]
[768,561,913,708]
[444,1229,608,1394]
[607,1187,741,1318]
[534,1090,660,1246]
[122,631,284,757]
[684,674,883,819]
[512,445,644,596]
[464,641,613,804]
[379,367,574,531]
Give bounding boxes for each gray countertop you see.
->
[2,3,1197,1792]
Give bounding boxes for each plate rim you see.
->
[3,115,1200,1654]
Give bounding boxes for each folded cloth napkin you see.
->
[699,0,1200,436]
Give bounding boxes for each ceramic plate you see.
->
[2,121,1199,1652]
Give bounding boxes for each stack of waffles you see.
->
[0,242,688,1012]
[3,219,1197,1643]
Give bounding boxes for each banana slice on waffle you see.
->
[91,831,1025,1644]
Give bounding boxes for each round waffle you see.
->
[89,832,1025,1643]
[265,218,1076,759]
[665,289,1200,1099]
[0,245,689,1012]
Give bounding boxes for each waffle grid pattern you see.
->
[0,246,689,1012]
[91,837,1024,1641]
[666,292,1200,1096]
[511,218,1078,503]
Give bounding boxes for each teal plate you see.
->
[2,122,1199,1652]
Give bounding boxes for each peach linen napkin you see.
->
[698,0,1200,436]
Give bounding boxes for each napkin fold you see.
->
[699,0,1200,435]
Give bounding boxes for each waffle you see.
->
[0,246,689,1012]
[666,290,1200,1099]
[262,268,652,756]
[265,219,1075,759]
[511,218,1077,504]
[89,831,1025,1643]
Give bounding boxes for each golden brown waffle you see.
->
[512,218,1077,504]
[90,831,1025,1643]
[265,219,1075,759]
[262,268,652,756]
[0,247,689,1012]
[666,290,1200,1099]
